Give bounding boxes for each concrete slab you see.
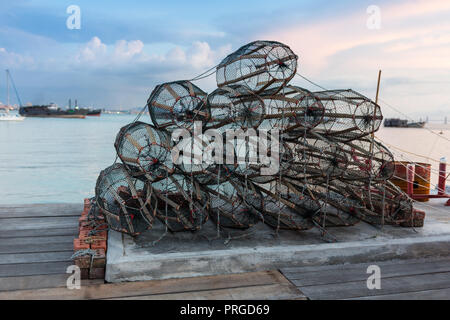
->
[106,199,450,283]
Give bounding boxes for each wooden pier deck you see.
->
[0,203,449,300]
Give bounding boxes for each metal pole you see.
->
[438,157,446,196]
[6,70,9,107]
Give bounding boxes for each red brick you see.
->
[89,267,105,280]
[73,238,90,251]
[90,239,107,251]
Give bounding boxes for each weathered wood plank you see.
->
[0,251,74,265]
[0,203,82,219]
[349,287,450,300]
[280,257,450,274]
[0,235,74,246]
[284,259,450,287]
[297,272,450,300]
[0,274,103,292]
[109,283,305,300]
[0,270,293,300]
[0,216,79,231]
[0,261,73,277]
[0,242,73,254]
[0,227,78,239]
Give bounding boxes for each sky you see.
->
[0,0,449,119]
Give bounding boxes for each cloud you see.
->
[0,47,34,69]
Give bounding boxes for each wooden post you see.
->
[407,164,415,197]
[369,70,382,154]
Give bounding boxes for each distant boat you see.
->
[79,108,102,116]
[0,108,24,121]
[19,105,88,118]
[384,118,425,128]
[1,70,24,121]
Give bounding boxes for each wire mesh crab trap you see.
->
[310,89,383,142]
[206,85,265,131]
[203,178,262,229]
[259,85,325,133]
[150,173,209,232]
[339,138,395,183]
[148,80,209,132]
[254,183,315,230]
[115,121,174,182]
[95,163,154,236]
[216,40,298,95]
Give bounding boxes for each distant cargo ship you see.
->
[80,108,102,116]
[19,105,88,118]
[384,118,425,128]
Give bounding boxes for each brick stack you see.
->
[72,198,108,280]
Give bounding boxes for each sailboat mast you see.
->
[6,70,10,107]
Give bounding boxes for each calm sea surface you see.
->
[0,113,449,204]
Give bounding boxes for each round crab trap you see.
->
[148,81,209,132]
[289,138,348,183]
[206,85,265,130]
[312,89,383,142]
[172,133,213,176]
[95,163,154,236]
[151,174,209,232]
[204,179,262,229]
[255,183,315,230]
[115,121,174,182]
[229,135,294,184]
[341,138,395,182]
[260,86,325,132]
[216,40,298,95]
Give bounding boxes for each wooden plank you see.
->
[0,274,103,292]
[280,257,450,274]
[0,270,292,300]
[0,261,73,277]
[284,259,450,287]
[0,235,74,246]
[297,272,450,300]
[110,283,305,300]
[0,227,78,238]
[0,216,79,231]
[349,287,450,300]
[0,242,73,254]
[0,251,74,265]
[0,203,82,218]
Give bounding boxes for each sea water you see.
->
[0,114,449,204]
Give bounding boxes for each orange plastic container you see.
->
[390,161,431,202]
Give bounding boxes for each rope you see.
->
[375,136,449,166]
[295,71,450,145]
[189,64,219,82]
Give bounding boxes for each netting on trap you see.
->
[93,39,422,241]
[115,121,174,182]
[255,183,315,230]
[216,41,298,95]
[95,163,153,236]
[148,80,208,132]
[203,179,262,229]
[311,89,383,141]
[206,85,265,130]
[284,138,348,183]
[340,138,395,183]
[151,173,209,232]
[259,85,325,132]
